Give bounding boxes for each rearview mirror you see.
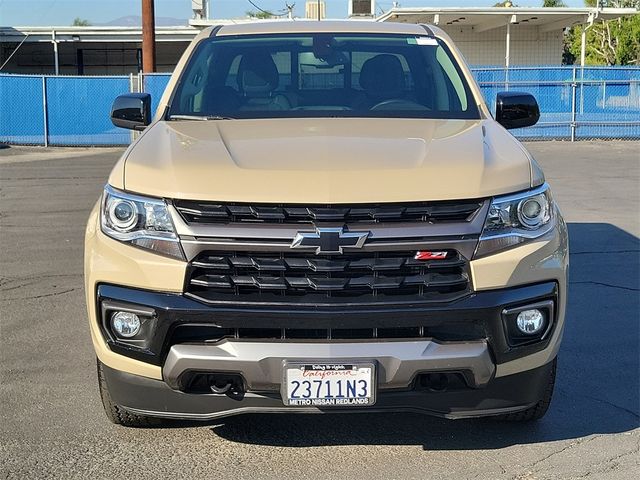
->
[110,93,151,131]
[495,92,539,130]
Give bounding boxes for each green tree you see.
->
[543,0,567,6]
[566,1,640,65]
[72,17,91,26]
[245,10,274,19]
[583,0,639,6]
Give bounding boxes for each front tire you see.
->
[495,358,557,422]
[97,359,161,428]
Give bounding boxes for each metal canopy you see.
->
[0,26,199,44]
[377,7,638,32]
[377,7,638,67]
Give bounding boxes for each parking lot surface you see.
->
[1,141,638,479]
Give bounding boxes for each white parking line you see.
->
[0,146,125,164]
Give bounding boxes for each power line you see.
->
[246,0,288,17]
[0,34,29,72]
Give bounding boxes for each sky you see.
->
[0,0,588,26]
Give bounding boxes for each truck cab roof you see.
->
[205,20,436,38]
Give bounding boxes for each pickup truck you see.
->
[85,20,568,427]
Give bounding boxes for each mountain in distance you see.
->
[98,16,189,27]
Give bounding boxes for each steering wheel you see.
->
[370,99,429,111]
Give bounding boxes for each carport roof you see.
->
[0,26,199,43]
[377,7,639,32]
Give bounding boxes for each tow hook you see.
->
[208,375,245,400]
[210,383,232,394]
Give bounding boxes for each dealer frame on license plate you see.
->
[282,361,376,407]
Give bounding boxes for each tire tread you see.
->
[494,358,557,422]
[96,359,161,428]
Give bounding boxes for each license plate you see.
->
[282,362,376,407]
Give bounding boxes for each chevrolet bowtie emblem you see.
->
[291,227,369,255]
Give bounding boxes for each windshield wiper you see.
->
[168,114,235,121]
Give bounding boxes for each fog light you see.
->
[516,309,545,334]
[111,311,141,338]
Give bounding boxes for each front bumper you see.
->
[103,359,556,420]
[94,281,562,419]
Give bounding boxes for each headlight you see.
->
[475,183,555,258]
[101,185,184,260]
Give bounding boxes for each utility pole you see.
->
[142,0,156,73]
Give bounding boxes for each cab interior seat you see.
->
[236,51,291,111]
[352,54,408,110]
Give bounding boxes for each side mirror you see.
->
[110,93,151,131]
[495,92,540,130]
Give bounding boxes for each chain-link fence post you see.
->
[570,67,577,142]
[579,65,584,115]
[129,73,136,143]
[41,76,48,147]
[127,72,145,143]
[505,66,509,92]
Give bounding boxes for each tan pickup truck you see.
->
[85,21,568,427]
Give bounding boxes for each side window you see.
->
[435,46,468,110]
[178,47,214,113]
[272,51,292,90]
[224,55,241,88]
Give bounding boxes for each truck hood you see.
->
[120,118,532,203]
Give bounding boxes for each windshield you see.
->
[168,33,480,120]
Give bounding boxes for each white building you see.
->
[305,1,327,20]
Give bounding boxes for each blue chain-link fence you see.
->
[1,67,639,146]
[0,75,45,145]
[473,66,640,140]
[0,73,132,146]
[45,76,131,145]
[142,73,172,118]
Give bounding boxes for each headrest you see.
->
[237,51,279,96]
[359,54,405,99]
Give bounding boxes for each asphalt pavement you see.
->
[1,141,638,479]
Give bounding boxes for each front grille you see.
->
[186,250,470,304]
[174,199,483,225]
